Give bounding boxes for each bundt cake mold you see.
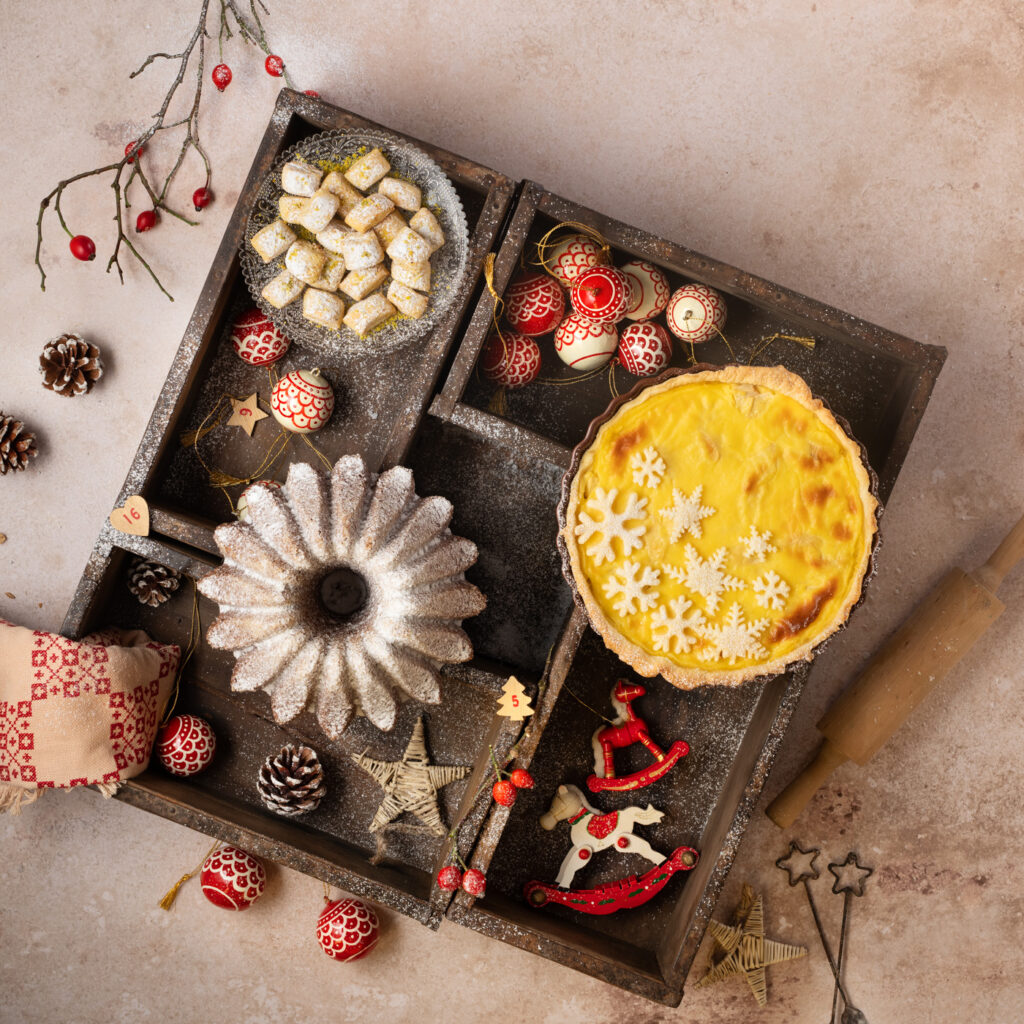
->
[198,455,487,738]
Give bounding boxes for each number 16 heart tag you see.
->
[109,495,150,536]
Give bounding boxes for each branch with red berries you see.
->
[35,0,304,301]
[435,746,536,900]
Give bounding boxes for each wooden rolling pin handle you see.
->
[765,738,848,829]
[973,511,1024,593]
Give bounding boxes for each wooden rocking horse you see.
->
[525,784,699,915]
[586,680,689,794]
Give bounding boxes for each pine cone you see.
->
[39,334,103,397]
[0,413,38,475]
[257,744,326,817]
[126,557,181,607]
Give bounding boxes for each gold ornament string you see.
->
[483,252,512,416]
[747,332,817,363]
[322,880,333,904]
[179,389,333,514]
[159,837,222,910]
[160,578,200,726]
[533,220,613,276]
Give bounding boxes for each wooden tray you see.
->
[62,96,945,1003]
[432,181,945,1003]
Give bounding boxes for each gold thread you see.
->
[160,579,200,725]
[533,221,613,276]
[159,838,221,910]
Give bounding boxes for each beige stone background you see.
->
[2,1,1023,1021]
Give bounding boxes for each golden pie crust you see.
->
[562,365,878,688]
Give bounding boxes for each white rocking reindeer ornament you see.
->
[539,784,666,888]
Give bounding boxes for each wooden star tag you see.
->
[352,717,469,836]
[694,883,807,1006]
[227,392,268,436]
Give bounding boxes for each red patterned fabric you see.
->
[0,621,178,805]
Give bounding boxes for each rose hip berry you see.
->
[461,869,486,897]
[436,865,463,891]
[69,235,96,261]
[135,210,157,232]
[192,187,212,211]
[492,779,517,807]
[510,769,535,790]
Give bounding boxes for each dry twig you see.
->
[36,0,296,300]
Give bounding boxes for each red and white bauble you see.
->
[621,259,671,321]
[617,322,674,377]
[156,714,216,777]
[544,233,610,288]
[504,271,565,336]
[200,846,266,910]
[665,284,727,344]
[554,314,618,371]
[481,331,541,389]
[317,898,380,961]
[236,479,283,522]
[230,307,290,366]
[570,267,635,324]
[271,368,334,433]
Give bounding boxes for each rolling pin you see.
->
[767,510,1024,829]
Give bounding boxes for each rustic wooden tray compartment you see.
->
[62,95,945,1004]
[432,181,946,1003]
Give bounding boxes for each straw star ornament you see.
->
[353,717,469,836]
[695,883,807,1006]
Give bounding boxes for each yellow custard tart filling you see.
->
[563,365,878,688]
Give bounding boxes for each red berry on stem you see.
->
[492,779,517,807]
[510,769,535,790]
[192,187,212,211]
[304,89,320,98]
[212,63,232,91]
[136,210,157,232]
[436,865,462,891]
[124,139,143,163]
[265,54,284,77]
[461,869,486,897]
[69,235,96,261]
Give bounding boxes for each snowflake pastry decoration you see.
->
[661,485,715,542]
[602,560,661,616]
[651,596,706,654]
[574,487,647,565]
[741,525,776,561]
[666,544,743,613]
[630,446,666,489]
[699,604,769,664]
[752,570,790,610]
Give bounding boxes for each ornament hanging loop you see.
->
[533,221,613,276]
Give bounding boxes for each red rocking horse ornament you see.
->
[587,680,690,794]
[525,784,699,915]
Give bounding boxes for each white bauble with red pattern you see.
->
[570,267,635,324]
[270,368,334,434]
[156,714,216,776]
[665,284,727,343]
[481,332,541,389]
[504,271,565,336]
[200,846,266,910]
[617,323,674,377]
[544,234,610,288]
[236,479,283,522]
[317,898,381,961]
[231,307,291,366]
[621,260,671,321]
[554,314,618,371]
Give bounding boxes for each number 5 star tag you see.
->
[496,677,534,721]
[109,494,150,536]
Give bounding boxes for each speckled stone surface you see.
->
[2,3,1023,1022]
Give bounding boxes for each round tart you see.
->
[559,365,879,688]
